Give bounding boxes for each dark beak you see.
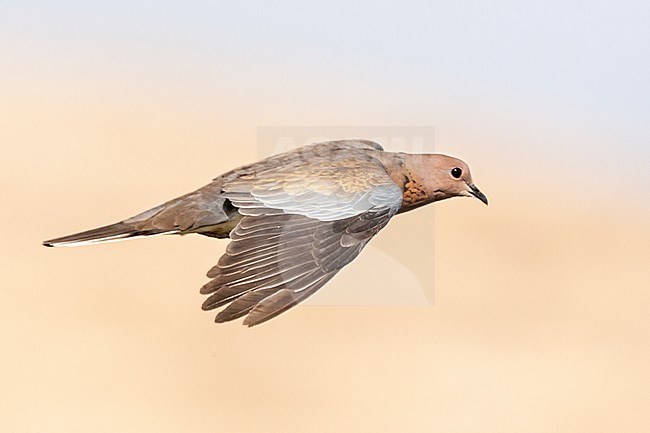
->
[468,184,489,205]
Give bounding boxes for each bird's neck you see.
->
[377,152,452,213]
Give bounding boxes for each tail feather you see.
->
[43,222,171,247]
[43,181,230,248]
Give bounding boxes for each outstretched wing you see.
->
[201,147,403,326]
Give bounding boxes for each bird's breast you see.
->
[401,175,429,210]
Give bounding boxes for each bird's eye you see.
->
[451,167,462,178]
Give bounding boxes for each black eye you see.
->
[451,167,462,178]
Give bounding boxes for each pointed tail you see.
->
[43,181,230,248]
[43,221,170,247]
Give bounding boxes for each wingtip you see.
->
[42,241,55,247]
[214,315,228,323]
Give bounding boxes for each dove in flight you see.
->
[44,140,488,326]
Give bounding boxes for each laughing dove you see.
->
[44,140,488,326]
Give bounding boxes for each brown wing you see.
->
[201,142,403,326]
[200,208,395,326]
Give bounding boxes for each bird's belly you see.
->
[194,213,243,238]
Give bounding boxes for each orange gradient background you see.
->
[1,2,649,432]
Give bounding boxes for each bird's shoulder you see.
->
[217,140,394,191]
[215,140,382,180]
[218,140,402,221]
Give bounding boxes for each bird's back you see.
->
[44,140,390,246]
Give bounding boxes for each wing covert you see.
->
[221,145,402,222]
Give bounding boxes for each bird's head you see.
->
[402,153,488,207]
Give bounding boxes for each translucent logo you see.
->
[257,126,436,306]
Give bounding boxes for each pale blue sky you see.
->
[3,1,648,119]
[2,1,649,203]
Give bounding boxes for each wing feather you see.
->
[202,208,395,325]
[200,140,403,325]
